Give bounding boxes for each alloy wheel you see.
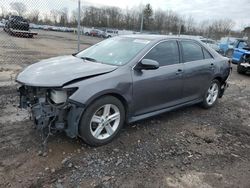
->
[90,104,120,140]
[206,82,219,105]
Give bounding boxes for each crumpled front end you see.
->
[240,53,250,69]
[18,85,84,138]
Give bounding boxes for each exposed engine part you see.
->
[49,89,67,104]
[18,85,84,144]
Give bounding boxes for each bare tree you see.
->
[154,9,165,33]
[50,9,60,25]
[143,3,153,30]
[124,7,131,29]
[43,13,52,25]
[1,6,6,18]
[185,15,195,34]
[70,10,78,26]
[2,2,239,38]
[28,10,39,23]
[59,8,69,26]
[10,2,27,16]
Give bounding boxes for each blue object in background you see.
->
[219,37,236,55]
[231,40,249,64]
[232,48,250,64]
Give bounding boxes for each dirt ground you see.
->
[0,28,250,188]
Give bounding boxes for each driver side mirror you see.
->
[136,59,159,70]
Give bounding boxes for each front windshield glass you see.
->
[76,37,151,66]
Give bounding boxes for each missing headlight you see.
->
[49,88,78,105]
[49,89,67,104]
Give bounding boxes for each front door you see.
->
[132,40,184,116]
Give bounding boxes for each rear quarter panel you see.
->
[214,56,231,82]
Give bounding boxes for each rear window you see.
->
[203,49,213,59]
[11,16,26,22]
[181,41,204,62]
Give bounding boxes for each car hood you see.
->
[16,55,118,87]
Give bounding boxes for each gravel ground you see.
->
[0,28,250,188]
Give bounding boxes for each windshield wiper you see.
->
[79,56,98,62]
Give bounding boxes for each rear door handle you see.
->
[210,63,215,69]
[176,69,183,75]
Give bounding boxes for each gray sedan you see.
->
[16,35,231,146]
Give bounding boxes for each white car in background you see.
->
[105,29,119,38]
[0,21,5,28]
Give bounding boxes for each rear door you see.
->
[132,40,184,116]
[180,40,215,101]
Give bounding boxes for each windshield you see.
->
[76,37,151,66]
[11,16,26,22]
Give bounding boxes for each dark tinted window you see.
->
[203,49,213,59]
[143,41,179,66]
[11,16,26,22]
[181,41,204,62]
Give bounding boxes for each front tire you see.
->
[201,80,220,109]
[79,96,125,146]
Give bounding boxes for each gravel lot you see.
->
[0,28,250,188]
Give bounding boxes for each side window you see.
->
[238,41,247,49]
[203,49,213,59]
[181,41,204,62]
[143,41,179,66]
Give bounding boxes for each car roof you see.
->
[120,34,201,42]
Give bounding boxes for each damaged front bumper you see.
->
[18,85,84,138]
[240,62,250,69]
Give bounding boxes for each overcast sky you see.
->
[1,0,249,30]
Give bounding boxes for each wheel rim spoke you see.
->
[214,90,218,96]
[94,124,104,138]
[105,124,114,136]
[103,104,111,116]
[91,115,102,124]
[212,84,216,91]
[207,94,212,102]
[107,112,120,123]
[206,83,219,105]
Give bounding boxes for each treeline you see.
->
[0,2,242,39]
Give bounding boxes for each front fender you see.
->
[64,69,132,108]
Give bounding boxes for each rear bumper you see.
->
[219,81,229,98]
[219,66,232,98]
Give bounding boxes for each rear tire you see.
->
[79,96,125,146]
[201,80,220,109]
